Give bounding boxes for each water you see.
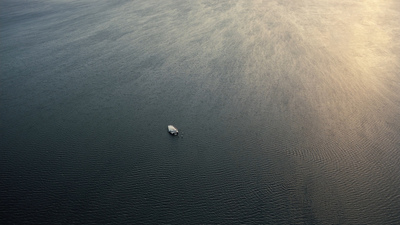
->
[1,0,400,224]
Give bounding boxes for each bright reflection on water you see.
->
[227,1,400,223]
[1,0,399,224]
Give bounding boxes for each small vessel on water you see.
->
[168,125,179,136]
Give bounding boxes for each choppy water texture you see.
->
[1,0,400,224]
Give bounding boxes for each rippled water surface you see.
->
[1,0,400,224]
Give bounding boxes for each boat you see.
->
[168,125,179,136]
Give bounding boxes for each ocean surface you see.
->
[1,0,400,224]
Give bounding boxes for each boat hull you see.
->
[168,125,179,135]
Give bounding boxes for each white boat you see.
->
[168,125,179,136]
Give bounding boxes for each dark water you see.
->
[1,0,400,224]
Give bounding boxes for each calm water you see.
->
[1,0,400,224]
